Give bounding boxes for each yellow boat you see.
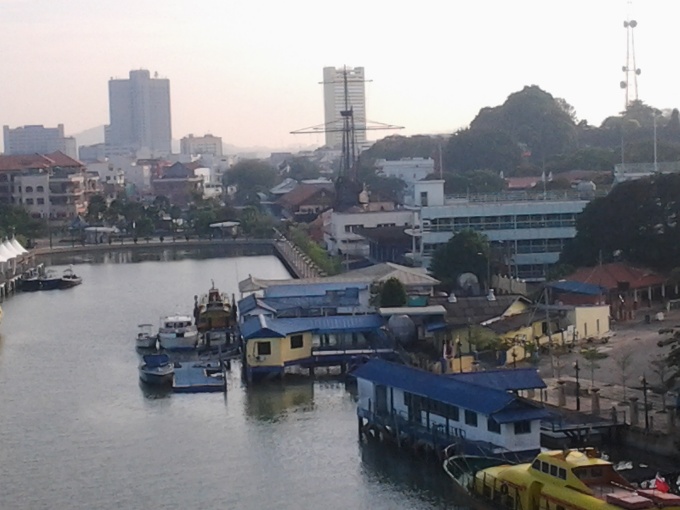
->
[194,283,233,333]
[444,448,680,510]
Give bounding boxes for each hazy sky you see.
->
[1,0,676,152]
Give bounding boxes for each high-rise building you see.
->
[106,69,172,156]
[3,124,77,158]
[322,66,366,149]
[180,133,223,157]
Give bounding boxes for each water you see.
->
[0,253,467,510]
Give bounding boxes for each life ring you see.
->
[500,483,509,495]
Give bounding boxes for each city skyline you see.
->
[0,0,676,153]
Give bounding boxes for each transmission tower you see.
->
[620,4,641,108]
[291,66,403,211]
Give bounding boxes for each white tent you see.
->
[10,238,28,255]
[1,240,20,258]
[0,241,16,260]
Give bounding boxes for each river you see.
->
[0,252,467,510]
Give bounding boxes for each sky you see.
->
[0,0,677,152]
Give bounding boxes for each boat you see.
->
[20,269,61,292]
[194,282,233,333]
[59,266,82,289]
[138,353,174,385]
[444,447,680,510]
[157,315,199,351]
[135,323,157,349]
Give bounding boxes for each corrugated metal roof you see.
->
[238,292,361,315]
[264,282,368,298]
[547,280,606,296]
[492,407,552,424]
[241,314,385,340]
[447,368,547,390]
[352,359,515,415]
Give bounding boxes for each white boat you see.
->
[135,323,157,349]
[158,315,199,350]
[139,354,174,385]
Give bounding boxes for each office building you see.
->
[323,66,366,148]
[180,133,223,157]
[3,124,77,158]
[106,69,172,156]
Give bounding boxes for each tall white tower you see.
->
[322,66,366,149]
[106,70,172,156]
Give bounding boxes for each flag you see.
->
[654,473,670,493]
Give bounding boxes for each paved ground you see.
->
[530,305,680,433]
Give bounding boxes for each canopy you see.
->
[10,238,28,255]
[0,241,16,261]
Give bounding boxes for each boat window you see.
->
[550,464,558,477]
[532,460,541,471]
[558,468,567,480]
[464,410,477,427]
[541,462,550,474]
[591,467,603,478]
[257,342,271,356]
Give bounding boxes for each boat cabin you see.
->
[161,316,193,330]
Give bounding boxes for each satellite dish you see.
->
[457,272,479,289]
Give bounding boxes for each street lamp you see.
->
[456,339,463,373]
[640,374,649,432]
[477,251,491,293]
[511,349,518,369]
[573,360,581,411]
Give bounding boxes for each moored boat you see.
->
[59,266,82,289]
[194,283,233,332]
[444,447,680,510]
[158,315,199,351]
[20,269,61,291]
[139,353,174,385]
[136,323,157,349]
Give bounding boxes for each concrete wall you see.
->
[245,331,313,369]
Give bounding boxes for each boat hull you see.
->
[159,332,199,350]
[59,277,82,289]
[139,367,174,385]
[21,278,61,292]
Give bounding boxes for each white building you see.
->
[323,66,366,149]
[106,69,172,156]
[180,133,223,157]
[408,180,593,281]
[376,157,434,184]
[324,206,414,257]
[3,124,77,158]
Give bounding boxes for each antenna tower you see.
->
[291,66,403,210]
[620,2,641,108]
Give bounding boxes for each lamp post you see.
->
[653,114,658,174]
[511,349,518,369]
[573,360,581,411]
[457,339,463,373]
[640,374,649,432]
[477,251,491,293]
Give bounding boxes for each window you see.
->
[514,420,531,434]
[487,418,501,434]
[558,468,567,480]
[25,186,34,193]
[446,404,460,421]
[290,334,303,349]
[37,185,44,192]
[25,198,34,205]
[256,342,271,356]
[541,462,550,474]
[532,460,541,470]
[420,191,428,206]
[37,198,44,205]
[550,464,558,477]
[464,410,477,427]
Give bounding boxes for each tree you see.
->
[379,277,407,307]
[224,160,278,204]
[443,128,522,175]
[613,348,635,403]
[356,165,407,203]
[286,157,323,181]
[429,230,490,290]
[362,134,440,162]
[86,194,107,223]
[650,354,676,410]
[442,169,506,194]
[581,347,608,388]
[560,174,680,270]
[0,204,45,239]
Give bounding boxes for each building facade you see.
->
[3,124,77,158]
[180,134,223,157]
[323,66,367,149]
[106,70,172,156]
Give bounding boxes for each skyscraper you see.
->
[322,66,366,149]
[106,70,172,156]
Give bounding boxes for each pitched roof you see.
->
[342,262,441,287]
[238,289,361,315]
[547,280,606,296]
[484,311,536,334]
[564,262,666,291]
[0,151,83,172]
[240,314,385,340]
[447,367,547,390]
[278,182,335,209]
[431,295,530,327]
[352,359,551,422]
[355,226,412,245]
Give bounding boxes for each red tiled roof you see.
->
[505,177,539,189]
[564,262,666,291]
[0,151,82,172]
[278,183,334,209]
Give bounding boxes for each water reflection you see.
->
[359,440,470,509]
[245,380,315,422]
[138,380,173,400]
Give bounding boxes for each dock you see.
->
[172,361,227,393]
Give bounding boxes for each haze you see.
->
[0,0,676,152]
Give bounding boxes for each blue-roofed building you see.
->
[353,359,551,458]
[241,314,393,382]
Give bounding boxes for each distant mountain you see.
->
[70,125,105,147]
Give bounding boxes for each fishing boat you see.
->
[194,282,233,333]
[20,269,61,291]
[135,323,157,349]
[139,353,174,385]
[158,315,199,351]
[59,266,82,289]
[443,447,680,510]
